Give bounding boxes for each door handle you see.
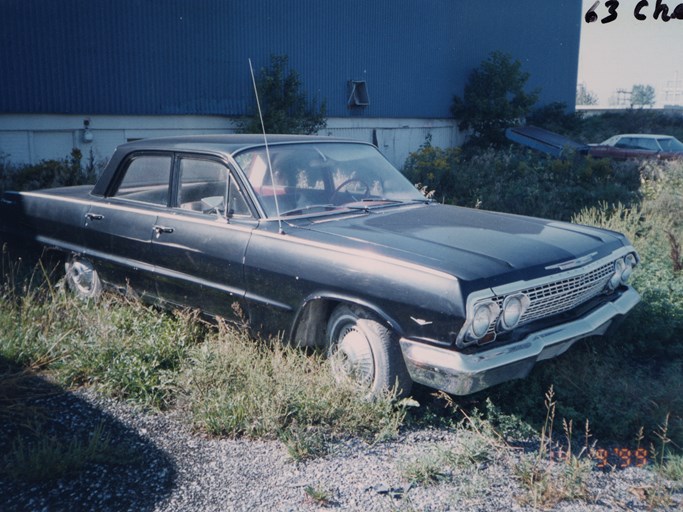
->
[153,225,175,236]
[85,213,104,221]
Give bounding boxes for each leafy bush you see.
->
[527,102,584,137]
[238,54,327,135]
[451,51,539,150]
[403,142,642,221]
[0,148,99,194]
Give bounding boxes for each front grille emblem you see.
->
[546,252,597,271]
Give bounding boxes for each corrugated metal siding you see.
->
[0,0,581,118]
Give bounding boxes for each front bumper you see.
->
[399,286,640,395]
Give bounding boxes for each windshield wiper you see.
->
[353,198,433,209]
[280,204,338,217]
[360,198,403,204]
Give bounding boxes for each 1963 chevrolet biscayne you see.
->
[0,135,641,396]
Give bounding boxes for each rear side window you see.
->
[114,155,173,205]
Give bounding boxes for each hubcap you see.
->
[69,260,95,294]
[331,324,375,386]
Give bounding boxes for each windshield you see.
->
[658,137,683,152]
[233,142,426,217]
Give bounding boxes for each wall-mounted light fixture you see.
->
[82,119,94,143]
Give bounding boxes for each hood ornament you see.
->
[546,252,597,271]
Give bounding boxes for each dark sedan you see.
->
[588,133,683,160]
[0,135,641,397]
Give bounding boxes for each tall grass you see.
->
[180,320,406,457]
[0,263,407,475]
[0,282,203,409]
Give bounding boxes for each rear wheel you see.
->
[64,256,102,300]
[326,304,412,398]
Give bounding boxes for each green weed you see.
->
[514,387,593,509]
[303,484,333,506]
[400,447,452,485]
[180,320,406,451]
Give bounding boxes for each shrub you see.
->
[402,144,641,221]
[0,148,100,194]
[401,137,462,201]
[451,51,539,150]
[238,54,327,135]
[527,102,584,138]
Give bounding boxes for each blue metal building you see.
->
[0,0,582,166]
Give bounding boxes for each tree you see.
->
[630,84,656,108]
[576,83,598,106]
[451,51,540,149]
[239,55,327,135]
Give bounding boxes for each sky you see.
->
[577,0,683,107]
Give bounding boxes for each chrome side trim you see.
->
[21,192,457,283]
[400,286,640,396]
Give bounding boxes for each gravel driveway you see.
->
[1,388,681,511]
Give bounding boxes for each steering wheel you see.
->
[330,178,371,204]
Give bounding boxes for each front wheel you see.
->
[64,256,102,300]
[326,304,412,398]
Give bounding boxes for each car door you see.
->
[149,154,255,320]
[83,152,172,296]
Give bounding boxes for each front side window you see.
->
[178,157,250,217]
[657,137,683,152]
[114,155,173,205]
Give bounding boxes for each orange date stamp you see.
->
[594,448,649,469]
[549,447,649,469]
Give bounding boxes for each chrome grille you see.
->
[492,261,615,329]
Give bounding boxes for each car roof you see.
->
[92,134,370,196]
[612,134,674,139]
[117,133,358,156]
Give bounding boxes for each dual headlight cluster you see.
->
[459,293,531,346]
[458,252,638,348]
[606,253,637,291]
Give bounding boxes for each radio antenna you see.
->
[249,58,284,235]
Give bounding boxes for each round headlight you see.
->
[608,258,625,290]
[471,303,496,339]
[621,253,637,284]
[499,293,530,331]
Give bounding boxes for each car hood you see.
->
[296,204,627,286]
